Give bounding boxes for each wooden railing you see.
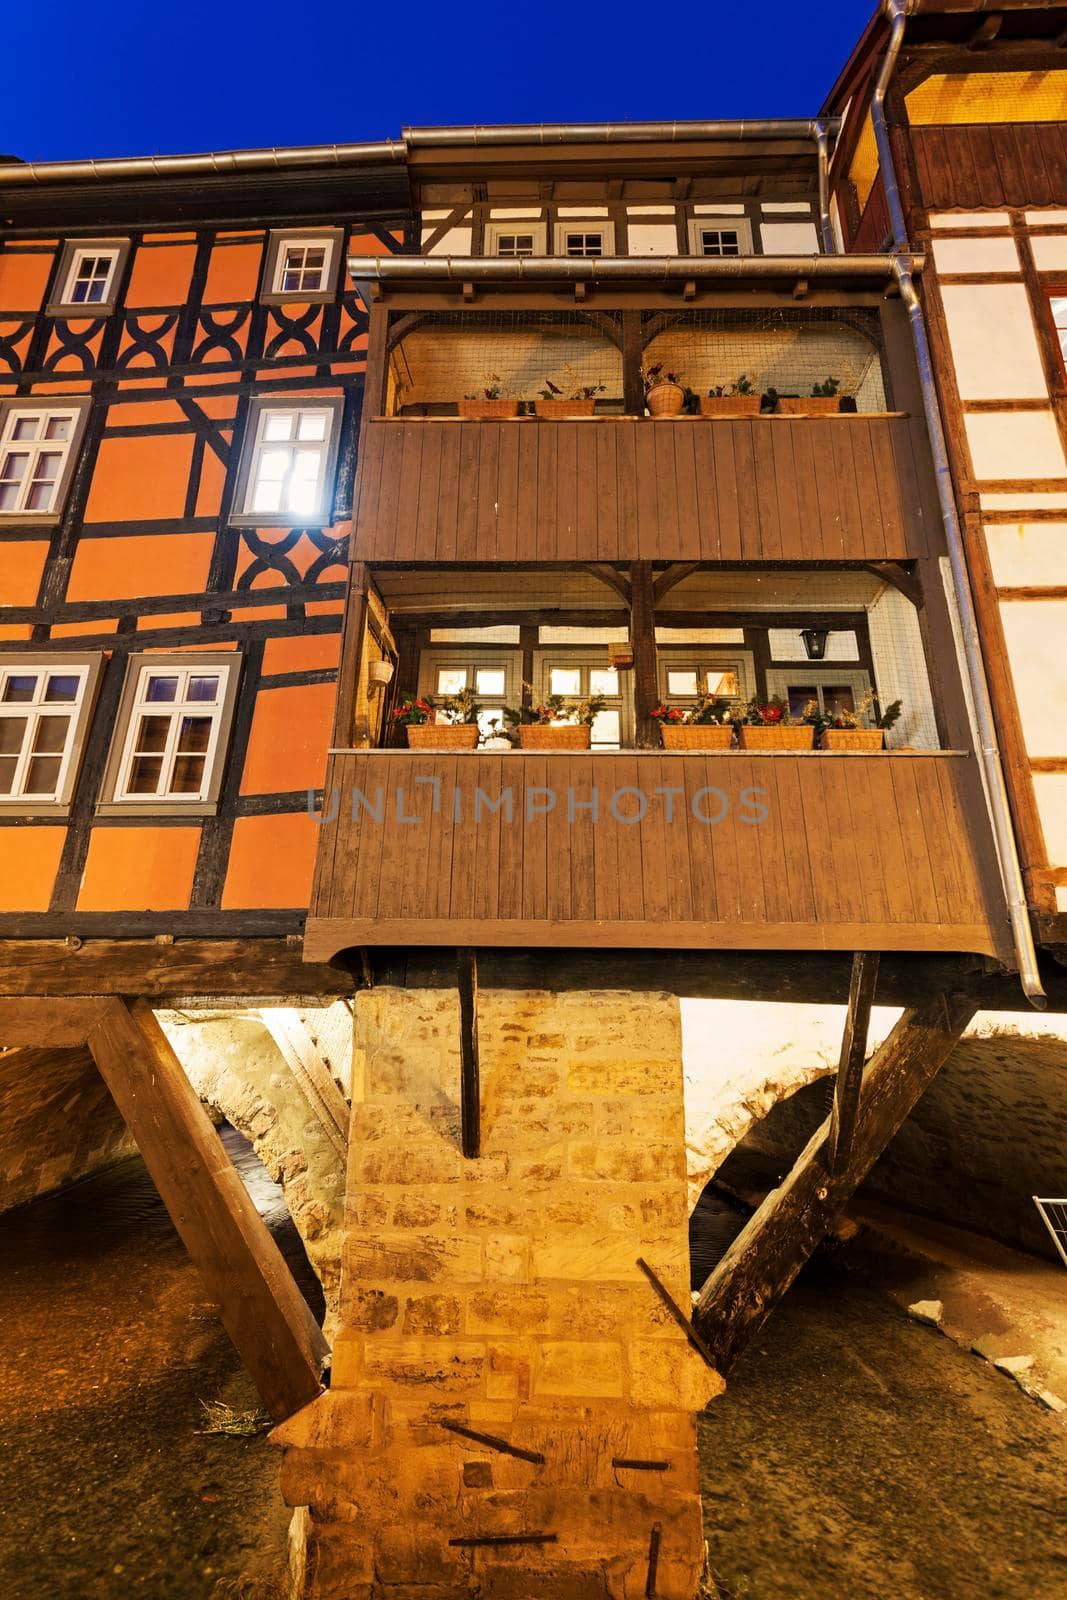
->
[348,415,942,565]
[304,750,1008,962]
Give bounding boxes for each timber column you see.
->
[273,986,722,1599]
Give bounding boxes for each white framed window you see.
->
[686,217,754,257]
[418,651,520,740]
[485,220,548,257]
[261,228,343,305]
[553,221,616,257]
[101,655,240,813]
[534,651,630,748]
[64,248,119,307]
[657,651,756,709]
[233,397,344,527]
[48,238,130,317]
[0,654,102,810]
[0,401,88,522]
[765,667,872,721]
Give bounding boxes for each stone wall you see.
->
[273,987,722,1600]
[0,1044,136,1213]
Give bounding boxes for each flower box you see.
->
[737,724,815,751]
[406,723,479,750]
[534,398,597,419]
[646,382,686,418]
[699,395,761,418]
[820,728,884,752]
[519,724,591,750]
[661,724,734,751]
[776,396,841,416]
[458,399,520,420]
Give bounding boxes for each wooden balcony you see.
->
[304,750,1009,963]
[350,415,942,566]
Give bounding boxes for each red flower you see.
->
[759,703,784,723]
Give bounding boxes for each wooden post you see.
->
[331,560,370,750]
[827,952,879,1174]
[519,623,537,717]
[457,948,480,1159]
[87,998,328,1421]
[621,311,645,417]
[629,561,659,749]
[693,992,976,1372]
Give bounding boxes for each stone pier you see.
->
[272,986,722,1599]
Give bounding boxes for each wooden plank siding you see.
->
[349,417,941,565]
[911,123,1067,210]
[305,751,1009,961]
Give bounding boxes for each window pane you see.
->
[549,668,581,696]
[475,668,505,696]
[134,714,171,753]
[187,675,220,703]
[44,673,79,702]
[478,707,505,738]
[176,715,212,753]
[144,675,178,703]
[0,757,16,793]
[287,476,319,514]
[252,480,282,512]
[297,412,328,441]
[706,669,740,697]
[436,668,467,695]
[281,270,302,293]
[787,685,816,718]
[10,418,38,441]
[25,479,57,512]
[2,675,37,703]
[0,717,27,754]
[291,447,321,479]
[824,686,856,717]
[128,755,163,793]
[591,709,620,747]
[667,670,699,697]
[42,416,72,441]
[263,413,294,441]
[32,714,69,754]
[25,755,61,794]
[1051,296,1067,329]
[171,754,206,793]
[257,447,290,480]
[589,669,618,697]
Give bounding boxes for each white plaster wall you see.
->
[758,220,820,255]
[929,211,1011,229]
[931,236,1020,274]
[626,223,679,255]
[984,523,1067,587]
[422,226,473,255]
[1034,773,1067,862]
[964,410,1067,480]
[999,599,1067,758]
[941,284,1048,399]
[981,491,1067,510]
[1030,235,1067,272]
[867,584,939,749]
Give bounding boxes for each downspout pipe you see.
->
[814,121,837,254]
[872,0,1046,1005]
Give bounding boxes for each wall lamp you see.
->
[800,628,830,661]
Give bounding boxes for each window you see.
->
[765,668,872,721]
[498,234,536,256]
[536,653,629,748]
[261,229,343,306]
[658,653,755,711]
[100,653,240,814]
[48,238,130,316]
[233,397,344,527]
[0,654,101,811]
[485,221,548,258]
[1049,292,1067,375]
[553,221,616,257]
[0,400,89,524]
[686,217,754,257]
[418,652,520,740]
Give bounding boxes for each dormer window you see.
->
[261,228,343,305]
[554,221,616,257]
[48,239,130,317]
[485,220,548,257]
[687,217,754,257]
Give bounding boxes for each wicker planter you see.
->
[534,398,596,419]
[661,723,735,751]
[406,723,479,751]
[646,382,686,418]
[699,395,761,418]
[458,399,520,420]
[820,728,884,752]
[737,723,815,751]
[776,396,841,416]
[518,724,591,751]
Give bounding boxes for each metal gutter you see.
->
[345,252,915,284]
[872,0,1046,1005]
[403,119,840,147]
[814,121,837,253]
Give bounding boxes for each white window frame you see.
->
[418,649,520,739]
[272,236,336,297]
[657,650,756,709]
[686,217,754,257]
[485,220,548,257]
[552,221,616,257]
[99,653,241,816]
[533,649,632,748]
[0,654,102,813]
[0,401,88,523]
[62,246,121,309]
[48,238,130,317]
[765,666,873,719]
[233,397,344,528]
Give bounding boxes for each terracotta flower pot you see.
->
[406,723,479,750]
[646,382,686,418]
[737,723,815,751]
[820,728,885,752]
[699,395,761,418]
[458,399,520,420]
[660,723,735,751]
[776,396,841,416]
[534,398,597,419]
[518,724,591,750]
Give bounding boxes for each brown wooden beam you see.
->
[652,562,702,606]
[862,560,924,609]
[628,561,660,748]
[580,563,632,605]
[0,996,106,1047]
[87,998,328,1420]
[692,991,977,1372]
[0,939,354,1000]
[826,952,880,1175]
[457,948,480,1159]
[331,560,370,748]
[622,311,645,415]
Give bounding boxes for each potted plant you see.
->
[535,367,606,419]
[459,374,520,421]
[820,691,902,751]
[777,377,844,416]
[393,690,480,750]
[643,362,687,418]
[506,692,607,750]
[731,696,816,751]
[653,693,735,750]
[700,375,761,419]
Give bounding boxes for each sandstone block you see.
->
[566,1058,679,1097]
[534,1340,626,1398]
[343,1233,483,1287]
[628,1339,725,1411]
[485,1234,531,1281]
[568,1142,687,1183]
[466,1288,553,1337]
[403,1293,463,1336]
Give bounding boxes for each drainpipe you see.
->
[871,0,1045,1005]
[813,121,836,254]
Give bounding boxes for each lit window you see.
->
[0,660,96,805]
[496,234,536,257]
[540,657,626,748]
[237,400,342,525]
[0,404,85,519]
[275,240,332,296]
[658,659,748,709]
[436,668,468,696]
[111,661,235,804]
[420,651,519,738]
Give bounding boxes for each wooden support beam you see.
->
[630,561,659,749]
[0,938,354,1001]
[968,14,1002,48]
[87,998,328,1421]
[652,562,702,606]
[826,952,879,1175]
[692,992,976,1372]
[331,561,370,748]
[862,560,924,609]
[622,311,645,417]
[0,996,106,1047]
[580,562,632,605]
[457,949,480,1159]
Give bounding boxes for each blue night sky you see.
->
[5,0,874,164]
